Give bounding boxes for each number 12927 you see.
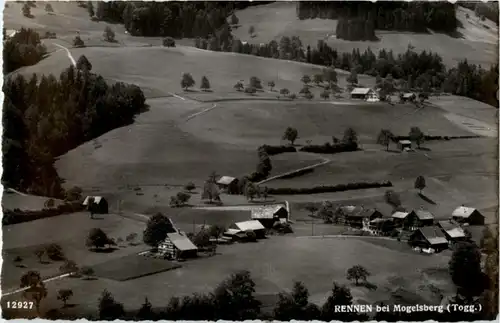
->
[5,301,34,309]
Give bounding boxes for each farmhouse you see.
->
[408,226,449,252]
[82,196,109,214]
[251,204,288,228]
[368,218,394,235]
[343,207,383,228]
[437,220,466,243]
[401,92,416,102]
[403,210,435,231]
[391,211,409,228]
[451,206,485,225]
[158,232,198,260]
[229,220,266,239]
[397,140,412,151]
[350,88,379,101]
[216,176,239,194]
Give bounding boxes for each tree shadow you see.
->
[359,281,378,291]
[418,193,437,205]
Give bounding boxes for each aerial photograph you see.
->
[1,0,498,321]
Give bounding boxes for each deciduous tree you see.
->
[414,175,426,194]
[181,73,195,90]
[282,127,298,145]
[103,26,115,42]
[377,129,394,151]
[143,213,176,248]
[57,289,73,307]
[409,126,425,148]
[346,265,370,285]
[200,76,211,91]
[98,289,125,320]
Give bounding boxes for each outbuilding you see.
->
[251,205,288,228]
[451,206,485,225]
[216,176,239,194]
[403,209,435,231]
[345,208,384,228]
[229,220,266,239]
[158,232,198,260]
[409,226,449,252]
[391,211,410,228]
[401,92,416,102]
[350,88,378,101]
[82,196,109,214]
[437,220,466,243]
[397,140,412,151]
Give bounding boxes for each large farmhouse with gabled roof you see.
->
[451,206,485,225]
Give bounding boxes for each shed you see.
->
[216,176,239,194]
[401,92,416,102]
[391,211,409,227]
[350,88,377,100]
[369,218,394,235]
[230,220,266,239]
[82,196,109,214]
[397,140,412,151]
[437,220,466,242]
[251,205,288,228]
[158,232,198,260]
[409,226,449,252]
[451,206,485,225]
[403,209,434,231]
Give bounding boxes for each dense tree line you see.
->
[200,31,498,107]
[335,17,376,41]
[460,2,499,25]
[3,28,47,73]
[2,62,146,197]
[296,1,458,33]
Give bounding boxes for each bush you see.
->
[163,37,176,47]
[46,243,65,261]
[45,198,55,208]
[267,181,392,195]
[2,202,85,225]
[258,145,296,156]
[299,142,358,154]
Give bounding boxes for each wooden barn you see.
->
[391,211,410,228]
[82,196,109,214]
[437,220,467,243]
[251,205,288,228]
[397,140,412,151]
[403,209,435,231]
[451,206,485,225]
[409,226,449,252]
[342,206,383,228]
[216,176,239,194]
[350,88,379,101]
[229,220,266,239]
[158,232,198,260]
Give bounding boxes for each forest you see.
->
[2,29,147,197]
[3,27,47,73]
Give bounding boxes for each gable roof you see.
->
[402,92,416,98]
[398,140,412,145]
[340,205,364,215]
[414,210,434,220]
[166,232,198,251]
[350,209,382,218]
[216,176,237,185]
[438,221,466,239]
[392,211,409,219]
[351,88,372,95]
[418,226,448,245]
[251,205,287,219]
[234,220,265,231]
[452,206,479,218]
[83,196,104,205]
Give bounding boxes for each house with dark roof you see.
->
[451,206,485,225]
[342,207,383,228]
[369,218,395,236]
[350,88,379,101]
[251,204,288,228]
[408,226,449,252]
[82,196,109,214]
[403,209,435,231]
[437,220,467,243]
[216,176,239,194]
[158,232,198,260]
[391,211,409,227]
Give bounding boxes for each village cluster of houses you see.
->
[340,204,485,253]
[350,87,418,103]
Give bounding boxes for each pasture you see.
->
[231,2,498,68]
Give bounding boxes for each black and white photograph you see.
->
[1,0,499,321]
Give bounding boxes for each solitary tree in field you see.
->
[20,271,47,314]
[280,88,290,97]
[320,90,330,100]
[234,81,244,91]
[76,55,92,71]
[342,127,358,146]
[301,74,311,85]
[73,35,85,47]
[59,260,79,276]
[34,248,45,263]
[181,73,195,91]
[409,126,425,149]
[283,127,299,145]
[289,93,297,100]
[250,76,262,89]
[347,70,358,85]
[305,204,318,217]
[202,173,221,204]
[230,13,239,26]
[323,67,338,89]
[245,182,258,201]
[268,80,276,91]
[184,182,196,193]
[22,3,32,17]
[86,228,115,250]
[57,289,73,308]
[377,129,394,151]
[45,3,53,12]
[80,266,95,279]
[313,74,323,86]
[248,25,255,37]
[346,265,370,285]
[414,176,426,194]
[143,213,176,249]
[103,26,115,42]
[200,76,211,91]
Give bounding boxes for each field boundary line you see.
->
[295,235,400,241]
[256,158,331,185]
[185,104,218,121]
[53,43,76,67]
[2,273,73,296]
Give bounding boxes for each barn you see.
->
[158,232,198,260]
[82,196,109,214]
[409,226,449,252]
[451,206,485,225]
[403,209,435,231]
[216,176,239,194]
[437,220,466,243]
[391,211,410,228]
[251,205,288,228]
[350,88,379,101]
[345,208,384,228]
[397,140,412,151]
[229,220,266,239]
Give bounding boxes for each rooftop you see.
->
[418,226,448,245]
[166,232,198,251]
[414,210,435,220]
[350,88,372,95]
[216,176,237,185]
[398,140,412,145]
[83,196,104,205]
[452,206,478,218]
[438,221,466,239]
[251,204,287,219]
[234,220,265,232]
[392,211,409,219]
